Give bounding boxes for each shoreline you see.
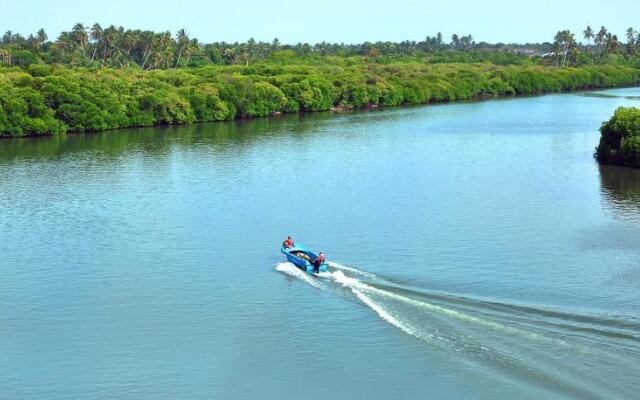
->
[4,83,639,142]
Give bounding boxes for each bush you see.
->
[596,107,640,168]
[182,84,234,121]
[0,86,65,137]
[10,50,43,67]
[27,64,54,77]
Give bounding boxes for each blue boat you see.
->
[281,243,328,273]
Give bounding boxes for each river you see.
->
[1,88,639,399]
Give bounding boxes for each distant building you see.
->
[513,48,538,56]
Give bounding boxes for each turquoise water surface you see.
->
[1,88,640,399]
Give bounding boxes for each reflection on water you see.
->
[582,87,640,100]
[599,165,640,221]
[581,92,640,100]
[0,111,337,163]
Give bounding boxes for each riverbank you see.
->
[2,61,640,138]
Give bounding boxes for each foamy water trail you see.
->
[276,261,640,399]
[275,262,322,288]
[331,270,441,346]
[329,269,638,398]
[350,288,416,336]
[328,262,378,279]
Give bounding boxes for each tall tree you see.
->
[139,31,155,69]
[595,26,608,60]
[184,38,200,65]
[2,30,13,44]
[606,33,621,55]
[174,29,189,67]
[123,30,139,56]
[90,23,103,61]
[451,34,460,49]
[552,30,578,67]
[55,32,74,53]
[152,31,173,69]
[36,28,48,50]
[626,27,637,58]
[460,35,474,50]
[583,26,594,53]
[71,23,88,56]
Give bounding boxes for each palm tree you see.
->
[552,30,578,67]
[626,27,637,57]
[111,46,125,66]
[552,31,564,67]
[606,33,621,55]
[451,34,460,49]
[55,32,75,53]
[150,49,165,69]
[460,35,474,50]
[90,23,103,61]
[160,31,174,68]
[2,30,13,44]
[71,23,88,56]
[123,31,139,56]
[147,31,173,69]
[26,34,37,49]
[583,26,594,53]
[235,43,250,65]
[595,26,608,60]
[36,28,48,50]
[102,25,119,63]
[184,38,200,66]
[174,29,189,67]
[139,31,155,69]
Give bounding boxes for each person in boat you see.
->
[313,252,326,273]
[282,236,294,249]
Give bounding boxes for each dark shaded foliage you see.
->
[596,107,640,168]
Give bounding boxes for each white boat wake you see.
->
[275,261,640,400]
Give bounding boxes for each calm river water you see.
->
[1,88,640,399]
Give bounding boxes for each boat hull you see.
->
[281,244,328,273]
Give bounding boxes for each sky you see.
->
[3,0,639,44]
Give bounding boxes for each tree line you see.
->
[1,23,639,70]
[549,26,640,67]
[0,24,490,69]
[0,23,582,69]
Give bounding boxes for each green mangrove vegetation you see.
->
[596,107,640,168]
[1,23,640,137]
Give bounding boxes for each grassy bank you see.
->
[2,61,640,138]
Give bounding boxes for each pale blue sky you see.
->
[4,0,639,44]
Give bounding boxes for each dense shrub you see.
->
[596,107,640,168]
[181,84,234,122]
[10,50,43,68]
[0,86,65,137]
[2,61,640,137]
